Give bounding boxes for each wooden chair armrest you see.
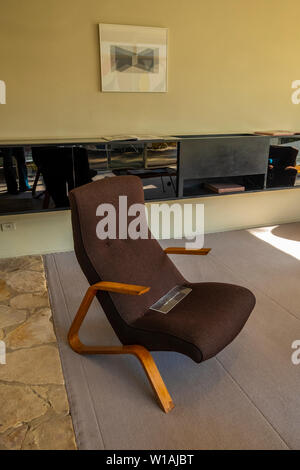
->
[164,247,211,255]
[90,281,150,296]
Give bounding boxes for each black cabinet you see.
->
[176,134,270,197]
[0,133,299,215]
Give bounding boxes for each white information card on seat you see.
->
[150,286,192,314]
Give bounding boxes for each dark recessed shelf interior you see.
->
[183,174,266,197]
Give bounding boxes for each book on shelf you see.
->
[101,135,138,142]
[254,130,296,136]
[101,134,180,142]
[159,135,180,141]
[135,135,166,141]
[133,135,180,141]
[204,183,245,194]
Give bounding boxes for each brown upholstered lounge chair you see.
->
[68,176,255,413]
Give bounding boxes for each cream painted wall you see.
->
[1,0,300,258]
[1,0,300,137]
[1,188,300,259]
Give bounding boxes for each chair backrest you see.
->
[69,176,185,328]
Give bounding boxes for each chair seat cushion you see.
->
[131,282,255,363]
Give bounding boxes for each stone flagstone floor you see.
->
[0,255,76,450]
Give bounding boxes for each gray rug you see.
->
[44,223,300,450]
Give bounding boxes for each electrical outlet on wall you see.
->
[1,223,16,232]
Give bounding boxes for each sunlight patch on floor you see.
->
[248,225,300,260]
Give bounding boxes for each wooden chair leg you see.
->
[68,287,174,413]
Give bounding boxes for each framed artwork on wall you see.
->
[99,23,168,93]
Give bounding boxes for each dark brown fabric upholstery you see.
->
[133,282,255,362]
[69,176,255,363]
